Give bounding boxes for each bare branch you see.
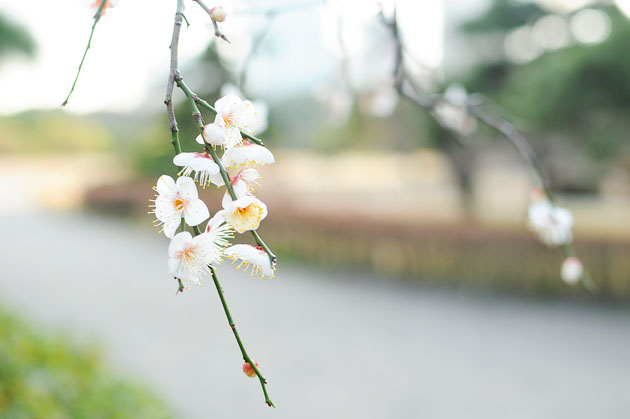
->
[383,4,598,292]
[164,0,185,153]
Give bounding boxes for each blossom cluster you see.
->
[527,191,585,285]
[151,93,276,287]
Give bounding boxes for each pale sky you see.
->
[0,0,445,115]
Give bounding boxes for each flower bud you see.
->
[202,123,226,146]
[561,257,583,284]
[242,360,259,378]
[210,6,227,22]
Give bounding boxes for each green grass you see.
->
[0,308,173,419]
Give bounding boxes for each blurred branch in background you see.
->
[382,3,599,292]
[60,0,109,107]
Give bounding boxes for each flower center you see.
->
[174,198,185,211]
[177,247,195,262]
[223,113,234,128]
[237,205,251,215]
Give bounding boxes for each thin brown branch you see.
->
[165,0,185,153]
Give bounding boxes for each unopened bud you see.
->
[202,123,225,146]
[561,257,583,284]
[210,6,227,22]
[242,360,259,378]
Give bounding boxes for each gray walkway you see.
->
[1,212,629,419]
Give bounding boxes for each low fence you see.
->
[259,210,630,299]
[86,180,630,299]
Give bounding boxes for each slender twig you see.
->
[61,0,108,106]
[193,0,230,42]
[466,101,550,199]
[210,267,275,407]
[165,1,276,406]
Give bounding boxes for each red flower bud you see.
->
[242,360,259,378]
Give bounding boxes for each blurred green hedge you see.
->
[0,308,172,419]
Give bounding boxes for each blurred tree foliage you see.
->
[0,111,114,154]
[0,11,35,61]
[0,307,172,418]
[461,0,545,32]
[461,2,630,163]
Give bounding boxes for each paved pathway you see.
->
[1,212,630,419]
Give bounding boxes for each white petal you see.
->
[168,231,192,256]
[168,256,181,277]
[156,175,176,196]
[215,94,241,115]
[209,171,226,186]
[250,145,274,164]
[163,218,181,239]
[232,179,249,199]
[154,195,177,222]
[190,157,220,174]
[183,199,210,226]
[195,134,205,145]
[224,126,243,148]
[176,176,198,200]
[258,199,268,220]
[222,191,234,209]
[230,100,257,132]
[222,146,247,168]
[173,153,196,167]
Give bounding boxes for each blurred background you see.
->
[0,0,629,417]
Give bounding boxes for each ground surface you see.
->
[1,212,629,419]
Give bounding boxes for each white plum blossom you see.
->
[173,151,220,187]
[225,244,275,279]
[220,83,269,134]
[168,231,220,286]
[561,257,583,284]
[528,199,573,246]
[210,167,260,200]
[213,94,258,148]
[151,175,209,238]
[222,195,268,233]
[204,211,234,259]
[222,142,274,170]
